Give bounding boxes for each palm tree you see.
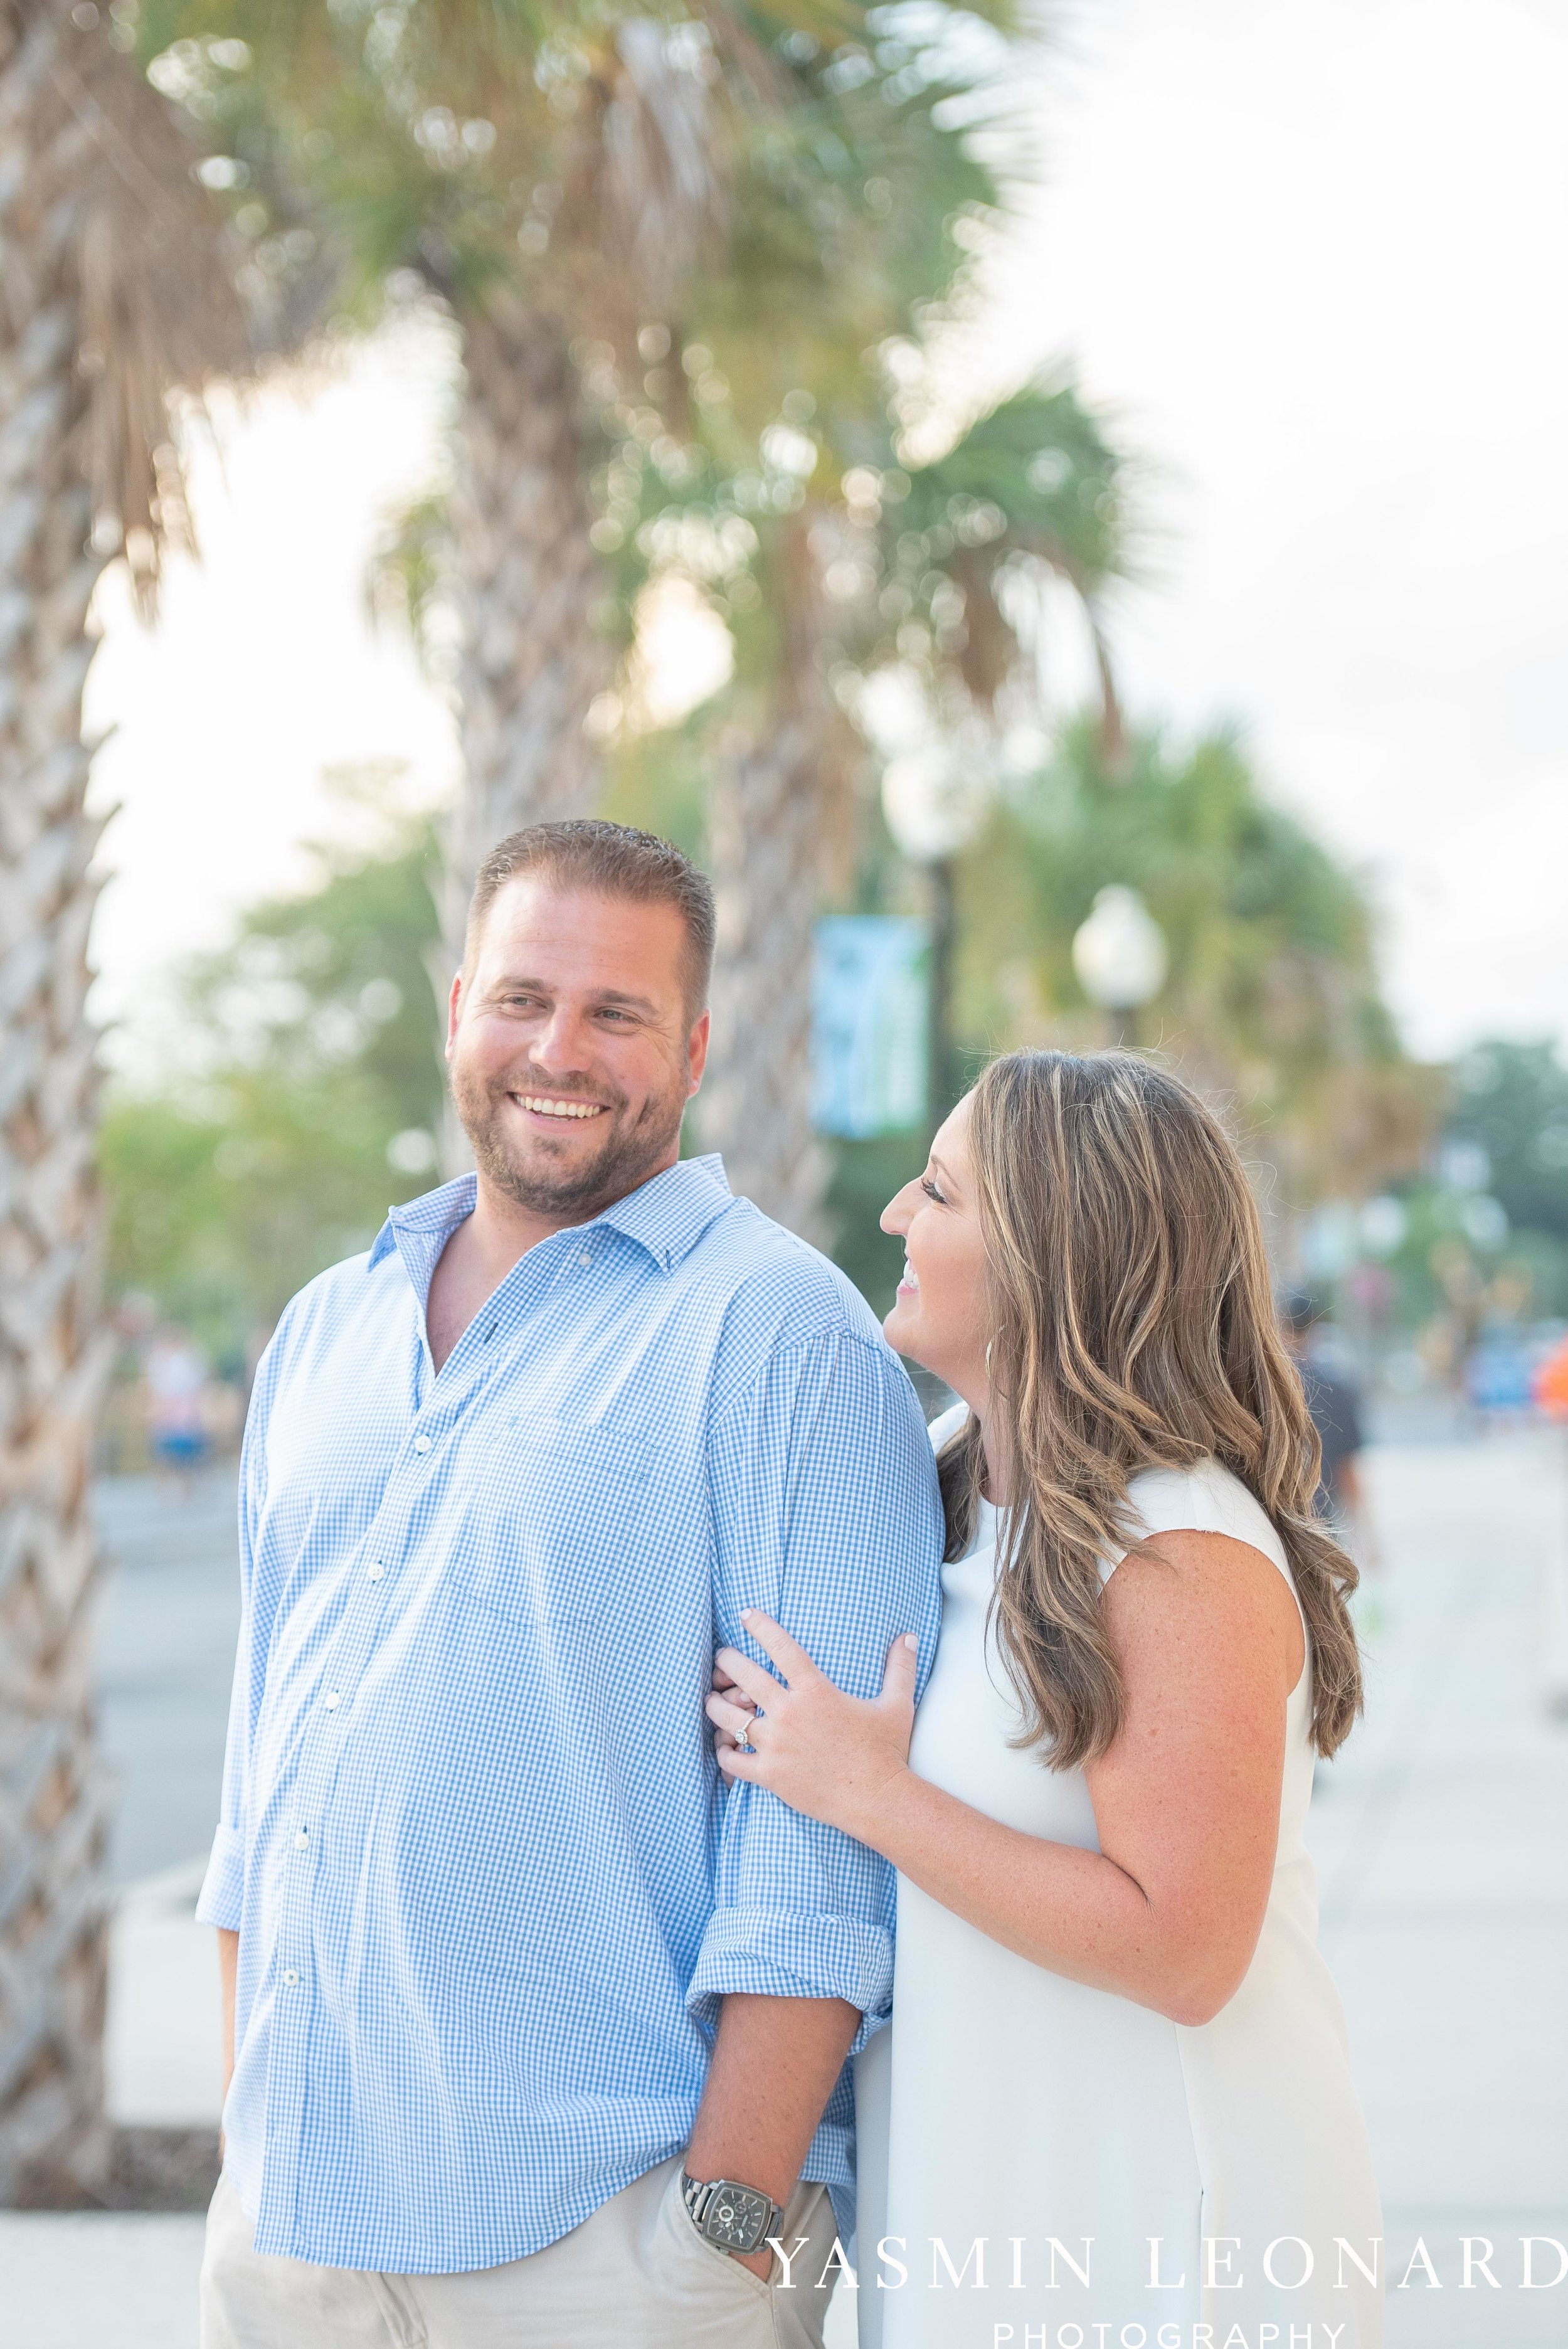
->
[596,26,1033,1230]
[159,1,1026,1211]
[622,363,1135,1226]
[0,1,244,2195]
[168,7,1101,1238]
[699,509,847,1232]
[854,373,1136,1121]
[159,0,931,984]
[871,375,1134,763]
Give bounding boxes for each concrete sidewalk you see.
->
[1310,1431,1568,2346]
[0,1862,221,2349]
[4,1436,1566,2348]
[103,1859,225,2131]
[0,2215,207,2349]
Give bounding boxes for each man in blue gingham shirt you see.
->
[197,822,943,2345]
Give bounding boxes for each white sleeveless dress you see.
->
[854,1406,1384,2347]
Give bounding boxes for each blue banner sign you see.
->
[811,916,931,1138]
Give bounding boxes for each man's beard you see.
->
[450,1060,687,1223]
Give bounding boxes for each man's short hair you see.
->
[465,820,716,1019]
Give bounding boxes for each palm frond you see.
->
[39,12,250,611]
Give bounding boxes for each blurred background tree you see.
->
[819,717,1437,1313]
[102,815,445,1374]
[1446,1039,1568,1259]
[1360,1039,1568,1365]
[955,721,1434,1182]
[147,0,1024,1015]
[145,0,737,967]
[89,5,1438,1350]
[666,364,1131,1231]
[836,372,1136,1130]
[635,11,1026,1234]
[590,355,1135,1231]
[241,0,1047,1229]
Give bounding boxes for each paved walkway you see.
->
[3,1436,1565,2348]
[1310,1430,1568,2346]
[92,1466,240,1889]
[0,2215,207,2349]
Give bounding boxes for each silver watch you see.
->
[681,2168,784,2256]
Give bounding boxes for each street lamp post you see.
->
[926,852,958,1124]
[1071,885,1168,1045]
[881,745,992,1126]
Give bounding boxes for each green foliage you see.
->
[1367,1177,1568,1330]
[599,711,711,862]
[688,21,1009,433]
[824,1130,928,1315]
[143,0,1012,377]
[1369,1039,1568,1328]
[846,371,1132,731]
[101,827,446,1367]
[1446,1039,1568,1247]
[896,376,1132,603]
[153,0,1030,754]
[949,719,1433,1201]
[120,0,1424,1318]
[964,721,1375,1022]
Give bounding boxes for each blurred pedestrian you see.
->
[1279,1288,1379,1571]
[144,1325,211,1493]
[1535,1332,1568,1421]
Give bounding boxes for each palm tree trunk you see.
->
[700,512,839,1239]
[1090,618,1126,773]
[701,714,832,1238]
[437,304,610,978]
[0,0,117,2202]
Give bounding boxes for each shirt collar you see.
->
[369,1173,477,1271]
[367,1154,733,1283]
[594,1153,734,1272]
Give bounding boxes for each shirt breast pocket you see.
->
[461,1415,659,1628]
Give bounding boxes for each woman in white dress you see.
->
[708,1051,1383,2348]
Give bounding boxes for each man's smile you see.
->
[511,1091,610,1123]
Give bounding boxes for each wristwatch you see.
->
[681,2169,784,2257]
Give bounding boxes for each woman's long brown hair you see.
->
[937,1049,1363,1768]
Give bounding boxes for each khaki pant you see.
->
[200,2157,841,2348]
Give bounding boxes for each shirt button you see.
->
[413,1434,432,1453]
[293,1828,309,1850]
[578,1250,591,1267]
[366,1560,384,1582]
[324,1690,341,1710]
[282,1968,300,1986]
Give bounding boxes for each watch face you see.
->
[704,2183,770,2251]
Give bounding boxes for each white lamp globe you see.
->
[881,748,991,864]
[1072,886,1168,1012]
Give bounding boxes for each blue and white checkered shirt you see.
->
[196,1153,943,2272]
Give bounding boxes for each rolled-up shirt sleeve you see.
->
[194,1330,281,1933]
[687,1327,943,2054]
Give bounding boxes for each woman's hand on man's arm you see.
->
[710,1531,1301,2028]
[706,1613,920,1843]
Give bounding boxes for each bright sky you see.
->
[85,310,461,1060]
[87,0,1568,1066]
